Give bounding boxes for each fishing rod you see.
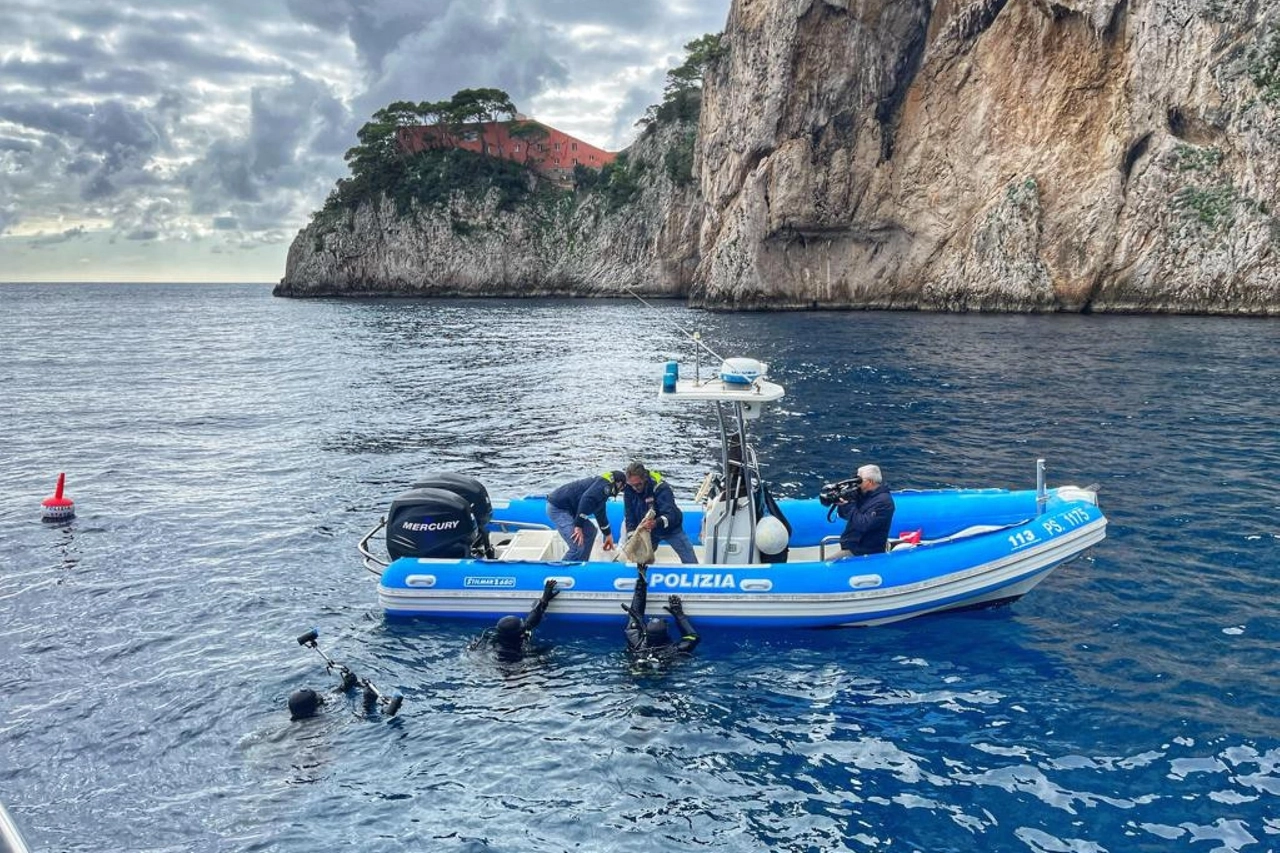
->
[291,628,403,719]
[626,287,724,365]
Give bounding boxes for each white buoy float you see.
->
[41,472,75,522]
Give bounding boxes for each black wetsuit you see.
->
[475,583,556,661]
[623,570,699,663]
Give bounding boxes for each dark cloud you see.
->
[59,8,124,32]
[309,94,351,156]
[82,101,164,160]
[282,0,574,110]
[65,155,97,176]
[72,100,167,200]
[82,68,161,97]
[280,0,353,32]
[360,6,570,114]
[0,57,86,88]
[611,67,669,141]
[232,196,306,233]
[41,34,114,64]
[64,6,209,38]
[284,0,455,72]
[522,0,683,31]
[0,136,35,153]
[0,0,730,278]
[116,31,287,78]
[247,74,345,173]
[183,72,351,234]
[186,138,260,208]
[0,102,93,139]
[81,172,117,201]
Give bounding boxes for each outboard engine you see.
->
[386,488,478,559]
[411,473,495,557]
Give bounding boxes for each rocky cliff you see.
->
[275,122,701,298]
[280,0,1280,314]
[694,0,1280,312]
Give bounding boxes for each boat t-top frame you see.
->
[657,348,785,564]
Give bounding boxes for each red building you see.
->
[398,119,617,185]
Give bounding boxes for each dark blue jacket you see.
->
[836,484,895,555]
[623,472,684,541]
[548,473,617,536]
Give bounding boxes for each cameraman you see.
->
[834,464,896,557]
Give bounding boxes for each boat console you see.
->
[659,356,790,565]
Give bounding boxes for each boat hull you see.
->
[372,487,1106,628]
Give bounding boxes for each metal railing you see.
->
[358,518,389,574]
[359,517,556,574]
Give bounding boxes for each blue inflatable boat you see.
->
[359,356,1106,628]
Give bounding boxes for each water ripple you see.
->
[0,286,1276,851]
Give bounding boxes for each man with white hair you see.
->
[835,464,896,557]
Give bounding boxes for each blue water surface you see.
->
[0,283,1276,852]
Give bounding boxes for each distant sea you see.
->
[1,282,1276,853]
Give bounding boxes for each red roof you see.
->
[398,120,617,183]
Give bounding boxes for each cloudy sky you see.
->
[0,0,730,282]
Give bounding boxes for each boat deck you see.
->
[490,527,902,566]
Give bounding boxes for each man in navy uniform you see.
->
[546,471,624,560]
[623,461,698,564]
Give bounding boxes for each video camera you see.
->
[818,476,862,507]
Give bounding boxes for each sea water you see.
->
[0,283,1276,852]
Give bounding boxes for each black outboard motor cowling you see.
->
[412,473,492,526]
[411,473,494,557]
[386,488,478,560]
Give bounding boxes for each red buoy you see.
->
[41,472,75,522]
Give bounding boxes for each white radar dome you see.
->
[719,357,766,385]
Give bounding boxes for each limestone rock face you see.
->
[282,0,1280,314]
[276,123,702,298]
[693,0,1280,312]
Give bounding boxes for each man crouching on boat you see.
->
[623,565,699,666]
[547,471,625,561]
[835,464,896,557]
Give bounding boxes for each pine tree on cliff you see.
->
[445,88,517,162]
[637,33,725,130]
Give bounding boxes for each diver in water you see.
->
[623,565,699,666]
[290,629,403,719]
[473,579,560,660]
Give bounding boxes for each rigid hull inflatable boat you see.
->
[359,357,1106,628]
